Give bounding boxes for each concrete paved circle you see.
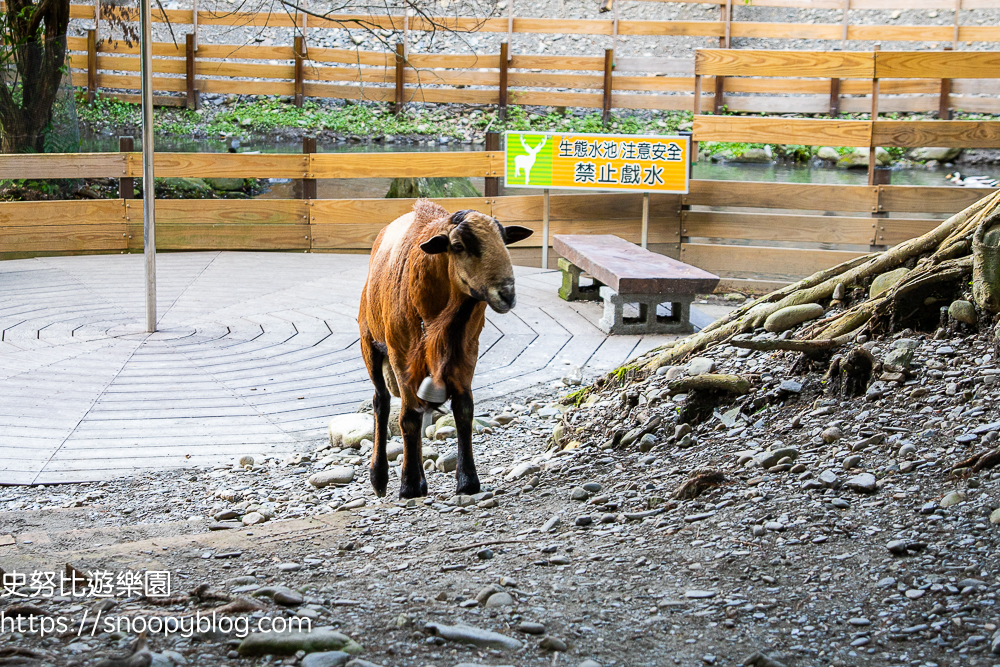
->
[0,252,683,485]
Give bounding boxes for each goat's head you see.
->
[419,210,533,313]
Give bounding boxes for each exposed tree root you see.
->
[671,469,725,500]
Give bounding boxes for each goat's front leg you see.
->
[451,390,480,496]
[398,395,428,499]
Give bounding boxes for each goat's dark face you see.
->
[420,210,534,313]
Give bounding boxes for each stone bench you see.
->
[553,234,720,335]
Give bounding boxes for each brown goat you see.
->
[358,200,533,498]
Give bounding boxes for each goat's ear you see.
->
[502,225,534,245]
[420,234,450,254]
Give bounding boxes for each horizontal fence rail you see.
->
[55,0,1000,115]
[1,151,996,289]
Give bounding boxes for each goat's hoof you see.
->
[370,466,388,498]
[417,376,447,404]
[456,472,481,496]
[399,477,428,500]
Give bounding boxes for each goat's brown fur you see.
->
[358,199,532,498]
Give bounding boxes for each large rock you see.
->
[816,146,840,162]
[329,414,374,447]
[308,466,355,488]
[424,623,522,650]
[728,147,773,163]
[158,177,212,195]
[836,147,890,169]
[205,177,246,192]
[238,629,363,657]
[869,268,909,299]
[909,146,961,162]
[386,177,481,199]
[763,304,824,333]
[948,300,977,325]
[844,472,877,494]
[302,652,352,667]
[754,447,798,469]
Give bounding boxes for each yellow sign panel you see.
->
[504,131,689,193]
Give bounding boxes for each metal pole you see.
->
[140,0,157,332]
[542,188,550,270]
[641,192,649,249]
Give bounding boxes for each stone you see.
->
[729,147,773,163]
[476,548,494,560]
[309,466,355,488]
[818,470,839,487]
[302,652,352,667]
[570,487,590,501]
[638,433,657,452]
[842,454,862,470]
[386,176,481,199]
[539,636,568,651]
[484,591,514,607]
[272,587,304,606]
[754,447,798,469]
[423,623,522,650]
[948,300,977,325]
[575,515,593,527]
[543,515,561,532]
[242,512,266,526]
[505,462,540,482]
[779,380,802,394]
[816,146,840,162]
[686,357,715,375]
[844,472,877,494]
[821,427,842,443]
[763,304,824,333]
[909,146,961,162]
[887,540,909,555]
[205,177,246,192]
[684,590,717,599]
[328,414,374,447]
[237,629,362,657]
[435,426,457,440]
[577,661,603,667]
[386,441,404,462]
[519,622,546,634]
[238,454,255,467]
[437,451,458,473]
[883,347,914,371]
[869,268,909,299]
[940,491,965,508]
[990,508,1000,524]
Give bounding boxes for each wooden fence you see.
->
[62,0,1000,115]
[2,150,996,290]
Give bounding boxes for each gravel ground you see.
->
[4,293,1000,667]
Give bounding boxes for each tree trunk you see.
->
[0,0,71,153]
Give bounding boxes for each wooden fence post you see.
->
[302,136,317,200]
[394,42,405,114]
[87,28,97,104]
[713,0,731,114]
[829,78,840,117]
[485,132,500,198]
[294,35,305,108]
[602,48,613,126]
[499,42,509,121]
[868,44,881,187]
[939,46,953,120]
[119,136,134,199]
[186,33,198,111]
[692,74,701,162]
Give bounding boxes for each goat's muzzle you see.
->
[488,281,516,313]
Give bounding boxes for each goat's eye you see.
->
[452,243,465,252]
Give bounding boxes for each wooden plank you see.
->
[879,185,998,214]
[682,211,877,246]
[681,243,867,281]
[123,153,308,179]
[0,225,127,254]
[615,57,694,74]
[146,199,309,225]
[509,55,606,71]
[124,221,309,251]
[302,82,394,102]
[695,49,874,77]
[508,89,603,108]
[619,20,725,37]
[0,153,127,179]
[872,120,1000,148]
[0,200,125,227]
[93,73,186,92]
[492,193,680,223]
[876,51,1000,79]
[309,197,492,249]
[407,53,500,68]
[878,218,947,246]
[693,115,871,147]
[309,152,502,178]
[402,87,498,105]
[498,218,680,247]
[684,180,877,212]
[196,79,294,96]
[553,234,719,294]
[194,43,296,60]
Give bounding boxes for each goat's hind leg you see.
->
[363,339,391,497]
[398,397,428,499]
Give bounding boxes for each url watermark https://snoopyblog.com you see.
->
[1,568,311,639]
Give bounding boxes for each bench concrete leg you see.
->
[598,286,694,335]
[557,257,603,302]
